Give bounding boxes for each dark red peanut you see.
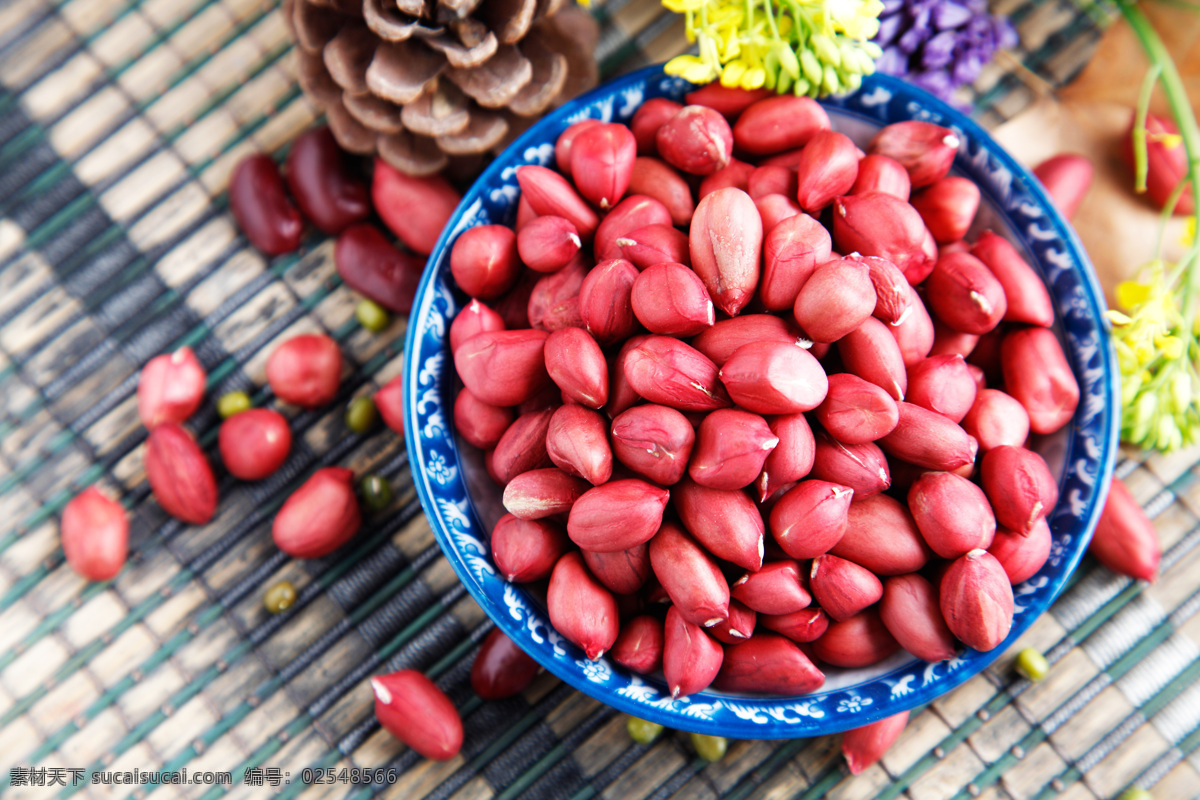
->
[267,333,342,408]
[491,513,569,582]
[375,376,405,438]
[61,487,128,581]
[989,518,1052,584]
[689,408,778,490]
[689,187,764,316]
[879,402,977,471]
[814,373,900,444]
[911,176,980,244]
[516,165,599,239]
[757,412,816,502]
[889,283,936,367]
[811,433,891,498]
[555,119,603,174]
[719,341,828,414]
[138,347,206,429]
[733,95,831,155]
[503,468,589,519]
[605,335,649,419]
[548,552,619,660]
[769,479,853,560]
[455,329,550,408]
[610,403,694,485]
[851,154,912,200]
[867,121,960,188]
[571,122,637,209]
[940,549,1014,652]
[145,424,219,525]
[450,300,505,353]
[842,712,910,775]
[715,634,825,694]
[673,479,765,571]
[906,354,978,422]
[760,608,830,643]
[709,599,757,644]
[1000,327,1079,434]
[544,326,608,408]
[1121,111,1194,215]
[1033,153,1093,221]
[795,130,859,212]
[583,542,651,595]
[471,628,540,700]
[832,192,937,284]
[1089,477,1160,582]
[615,224,691,270]
[861,255,911,327]
[879,573,957,662]
[925,252,1007,335]
[656,105,734,175]
[624,335,730,412]
[631,98,683,155]
[285,126,369,235]
[755,193,804,232]
[219,409,292,481]
[371,670,463,760]
[731,560,811,615]
[594,194,673,261]
[811,608,900,668]
[450,224,521,300]
[273,467,360,558]
[961,388,1030,451]
[793,256,876,343]
[810,554,883,621]
[838,316,908,401]
[909,471,996,558]
[527,254,588,331]
[566,479,670,552]
[981,445,1058,535]
[685,83,773,115]
[546,404,612,485]
[698,160,755,198]
[229,154,303,254]
[335,223,424,313]
[628,158,695,226]
[649,520,730,627]
[517,215,581,273]
[372,161,461,255]
[491,407,554,485]
[611,615,664,674]
[663,605,724,698]
[748,164,797,199]
[454,390,513,450]
[691,314,806,367]
[971,231,1055,328]
[835,493,932,576]
[631,262,715,336]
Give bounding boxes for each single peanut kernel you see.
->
[263,580,297,613]
[356,299,391,333]
[218,390,252,419]
[360,474,393,513]
[346,396,378,434]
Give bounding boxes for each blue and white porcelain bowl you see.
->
[402,66,1120,738]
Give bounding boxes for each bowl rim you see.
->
[403,64,1120,737]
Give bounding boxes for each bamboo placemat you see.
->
[1,0,1197,798]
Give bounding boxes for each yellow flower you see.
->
[1116,279,1152,310]
[824,0,884,40]
[665,54,718,84]
[663,0,709,12]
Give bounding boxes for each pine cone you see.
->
[286,0,598,176]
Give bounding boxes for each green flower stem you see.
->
[1118,0,1200,335]
[1132,63,1161,193]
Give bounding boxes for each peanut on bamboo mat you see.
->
[1,0,1198,798]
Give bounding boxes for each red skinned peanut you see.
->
[491,513,569,583]
[138,347,206,429]
[267,334,342,408]
[372,161,461,255]
[548,552,619,660]
[145,424,218,525]
[62,488,128,581]
[663,605,724,698]
[649,520,731,628]
[219,409,292,481]
[610,615,665,674]
[273,467,360,558]
[371,670,463,760]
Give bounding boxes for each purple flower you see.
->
[870,0,1017,99]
